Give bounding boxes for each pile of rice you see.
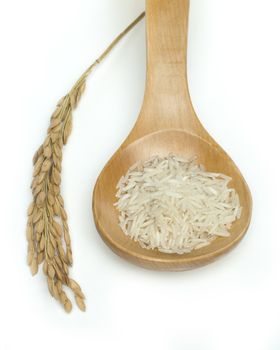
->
[115,155,242,254]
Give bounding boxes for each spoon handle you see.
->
[134,0,202,136]
[146,0,189,84]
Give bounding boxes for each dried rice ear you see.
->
[26,12,145,312]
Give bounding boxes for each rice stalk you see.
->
[26,12,145,312]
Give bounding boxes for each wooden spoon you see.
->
[93,0,252,271]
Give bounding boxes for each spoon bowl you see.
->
[93,0,252,270]
[93,129,251,270]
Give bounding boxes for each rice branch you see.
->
[26,12,145,312]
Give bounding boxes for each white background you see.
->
[1,0,280,349]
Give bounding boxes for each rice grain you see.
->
[115,155,242,254]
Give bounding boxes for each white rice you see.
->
[115,155,242,254]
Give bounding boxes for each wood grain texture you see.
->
[93,0,252,271]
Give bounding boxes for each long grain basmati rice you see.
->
[115,155,242,254]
